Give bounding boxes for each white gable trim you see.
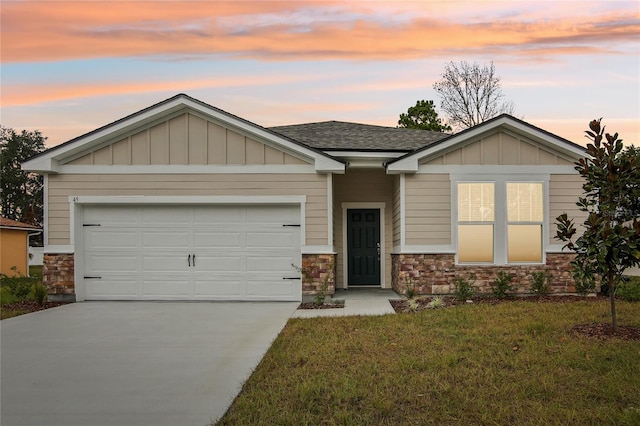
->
[23,94,345,174]
[57,164,317,174]
[387,116,586,174]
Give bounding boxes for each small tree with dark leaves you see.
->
[556,119,640,333]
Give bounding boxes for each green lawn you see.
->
[217,300,640,425]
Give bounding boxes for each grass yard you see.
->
[217,300,640,425]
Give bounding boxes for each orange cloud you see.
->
[2,2,638,63]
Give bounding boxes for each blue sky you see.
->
[1,1,638,147]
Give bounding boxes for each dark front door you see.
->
[347,209,381,286]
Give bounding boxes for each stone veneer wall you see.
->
[43,253,76,302]
[392,253,576,296]
[301,253,336,297]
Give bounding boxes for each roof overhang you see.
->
[386,115,587,174]
[324,150,407,168]
[22,94,345,174]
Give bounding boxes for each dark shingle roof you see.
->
[269,121,448,152]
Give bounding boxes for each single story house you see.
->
[0,217,42,277]
[23,94,587,302]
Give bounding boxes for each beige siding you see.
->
[63,112,312,167]
[47,173,328,246]
[404,174,451,245]
[423,131,575,166]
[332,169,394,289]
[549,174,587,242]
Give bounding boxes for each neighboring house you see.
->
[22,94,587,302]
[0,217,42,277]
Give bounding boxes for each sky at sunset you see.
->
[2,0,639,148]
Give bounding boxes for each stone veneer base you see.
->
[392,253,577,296]
[301,253,336,298]
[43,253,76,302]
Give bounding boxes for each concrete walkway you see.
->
[292,288,404,318]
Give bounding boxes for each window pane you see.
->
[458,183,494,222]
[508,225,542,263]
[507,183,543,222]
[458,225,494,262]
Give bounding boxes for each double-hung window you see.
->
[507,183,543,263]
[455,177,546,265]
[457,182,495,263]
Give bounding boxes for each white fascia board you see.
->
[418,165,577,174]
[327,151,406,159]
[386,157,419,174]
[314,156,346,173]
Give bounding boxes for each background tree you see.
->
[556,119,640,333]
[398,99,452,132]
[0,126,47,232]
[433,61,515,130]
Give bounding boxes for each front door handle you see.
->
[376,242,381,256]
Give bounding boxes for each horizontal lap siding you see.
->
[549,174,586,242]
[47,173,328,246]
[405,174,451,245]
[392,175,401,248]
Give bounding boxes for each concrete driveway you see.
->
[1,301,298,426]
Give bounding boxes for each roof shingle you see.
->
[269,121,449,151]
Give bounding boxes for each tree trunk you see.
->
[608,271,617,333]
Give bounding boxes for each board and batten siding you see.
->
[46,173,328,246]
[421,131,575,166]
[549,174,587,243]
[404,174,451,246]
[65,113,308,167]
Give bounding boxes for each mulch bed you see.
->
[390,295,640,341]
[1,301,70,316]
[298,302,344,310]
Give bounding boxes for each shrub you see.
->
[426,295,446,309]
[530,271,552,296]
[1,286,18,305]
[452,274,476,301]
[0,269,38,300]
[404,276,417,299]
[617,277,640,302]
[31,282,48,306]
[492,271,514,299]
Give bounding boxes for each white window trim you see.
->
[451,174,549,266]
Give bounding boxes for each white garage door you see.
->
[81,204,302,301]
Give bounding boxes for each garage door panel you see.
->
[193,255,243,272]
[85,278,139,298]
[247,256,298,272]
[246,279,299,298]
[142,206,191,225]
[194,279,243,297]
[142,255,189,272]
[85,254,139,273]
[84,231,138,249]
[84,206,141,224]
[193,232,242,248]
[247,231,298,248]
[142,231,190,249]
[142,279,191,296]
[193,206,244,224]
